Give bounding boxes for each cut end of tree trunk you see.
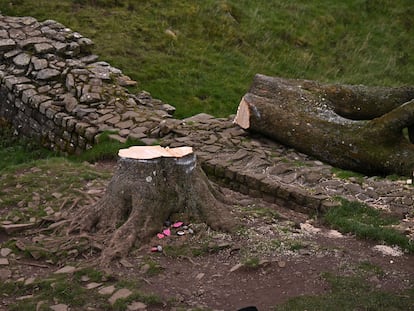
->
[69,145,236,266]
[234,74,414,176]
[118,145,194,160]
[234,97,250,129]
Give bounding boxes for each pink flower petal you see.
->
[172,221,184,228]
[163,228,171,236]
[157,233,165,239]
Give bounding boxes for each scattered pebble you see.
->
[109,288,132,305]
[372,245,403,257]
[86,282,103,289]
[50,303,68,311]
[54,265,76,274]
[0,258,9,266]
[196,273,205,280]
[98,285,116,295]
[24,277,35,285]
[0,248,12,257]
[229,263,243,272]
[127,301,147,311]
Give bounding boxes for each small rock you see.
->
[13,53,31,67]
[36,68,61,80]
[54,265,76,274]
[277,261,286,268]
[229,263,243,272]
[50,303,68,311]
[373,245,403,257]
[81,275,90,282]
[127,301,147,310]
[24,277,35,285]
[0,248,12,257]
[140,264,150,274]
[86,282,102,289]
[1,223,36,234]
[0,268,12,280]
[0,258,9,266]
[108,288,132,305]
[98,285,116,295]
[196,273,205,280]
[16,295,34,300]
[120,259,134,268]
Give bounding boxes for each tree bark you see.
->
[69,146,235,265]
[234,74,414,176]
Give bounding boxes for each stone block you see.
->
[45,107,58,120]
[84,126,98,142]
[66,118,77,132]
[37,68,60,80]
[21,88,37,104]
[75,122,90,136]
[13,53,31,67]
[39,101,52,114]
[78,135,86,149]
[31,96,52,109]
[0,39,16,51]
[4,76,31,91]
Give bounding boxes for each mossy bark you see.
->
[69,149,235,265]
[235,74,414,176]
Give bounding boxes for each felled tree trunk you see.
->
[234,74,414,176]
[69,146,235,265]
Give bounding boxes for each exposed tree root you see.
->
[67,147,236,266]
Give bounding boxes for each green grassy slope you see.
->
[1,0,413,118]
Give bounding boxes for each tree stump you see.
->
[69,146,235,265]
[234,74,414,176]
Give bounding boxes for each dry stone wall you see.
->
[0,15,174,153]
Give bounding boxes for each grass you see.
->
[0,0,413,118]
[331,167,365,181]
[274,272,414,311]
[0,267,161,311]
[69,130,144,163]
[0,157,111,224]
[323,198,414,253]
[0,123,56,171]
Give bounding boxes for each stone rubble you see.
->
[0,15,412,237]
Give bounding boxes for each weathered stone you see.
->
[19,36,49,48]
[4,49,22,59]
[34,42,54,54]
[0,258,9,265]
[85,282,103,289]
[50,304,68,311]
[12,53,31,67]
[31,56,48,70]
[127,302,147,311]
[98,285,116,295]
[0,39,16,51]
[0,268,12,280]
[54,265,76,274]
[117,120,134,129]
[36,68,60,80]
[109,288,132,305]
[0,248,12,257]
[80,92,101,103]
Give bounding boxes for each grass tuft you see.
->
[274,273,414,311]
[323,199,414,253]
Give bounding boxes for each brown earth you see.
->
[0,160,413,311]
